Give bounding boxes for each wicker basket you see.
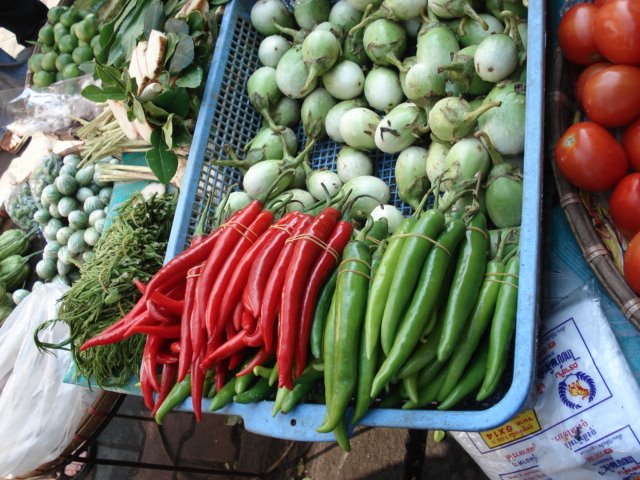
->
[548,47,640,329]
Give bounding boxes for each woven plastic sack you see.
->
[451,282,640,479]
[0,283,98,478]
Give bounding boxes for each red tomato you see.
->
[558,4,604,65]
[624,232,640,295]
[555,122,628,192]
[593,0,611,5]
[610,174,640,239]
[575,62,612,108]
[593,0,640,65]
[582,65,640,127]
[622,119,640,172]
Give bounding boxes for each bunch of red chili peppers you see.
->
[79,195,356,420]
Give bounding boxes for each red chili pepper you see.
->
[228,351,244,371]
[134,279,147,295]
[143,336,163,392]
[79,318,132,351]
[236,348,272,377]
[148,220,227,296]
[215,362,227,393]
[149,291,184,316]
[259,215,314,351]
[129,325,181,338]
[195,201,262,336]
[294,219,353,377]
[146,300,177,324]
[170,341,181,354]
[178,265,199,382]
[206,210,274,339]
[278,207,341,389]
[219,213,300,324]
[201,330,247,369]
[241,311,256,332]
[151,363,177,416]
[232,302,244,332]
[140,361,155,410]
[157,351,179,365]
[191,354,205,421]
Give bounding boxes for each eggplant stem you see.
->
[464,4,489,31]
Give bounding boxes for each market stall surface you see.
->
[85,395,487,480]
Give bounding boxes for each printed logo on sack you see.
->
[558,372,597,409]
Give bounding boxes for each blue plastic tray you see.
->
[164,0,545,437]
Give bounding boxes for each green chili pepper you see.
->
[396,318,444,380]
[437,213,489,363]
[333,420,351,452]
[371,219,465,398]
[253,366,273,379]
[272,386,290,416]
[363,217,417,359]
[310,269,337,360]
[235,367,256,395]
[155,374,191,425]
[233,377,271,404]
[269,364,279,386]
[381,210,447,355]
[402,368,448,409]
[439,342,488,410]
[403,375,419,404]
[365,218,390,247]
[478,255,519,400]
[319,295,336,427]
[437,259,505,401]
[281,369,323,414]
[209,377,237,411]
[352,239,387,424]
[317,235,371,434]
[417,358,446,389]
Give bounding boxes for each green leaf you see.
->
[144,101,170,119]
[81,85,127,103]
[164,32,180,66]
[187,11,204,33]
[175,65,203,89]
[95,63,122,87]
[168,36,195,74]
[162,114,174,149]
[157,71,172,89]
[121,67,137,96]
[79,62,96,75]
[146,130,178,184]
[165,18,189,36]
[97,20,115,64]
[211,0,232,4]
[172,123,191,147]
[155,88,190,117]
[143,0,166,36]
[132,98,146,124]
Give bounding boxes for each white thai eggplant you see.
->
[474,34,518,82]
[374,102,427,153]
[275,46,316,99]
[251,0,294,36]
[428,96,500,142]
[329,1,363,33]
[301,88,337,140]
[477,81,526,155]
[336,147,373,182]
[364,67,404,112]
[439,45,492,95]
[341,175,391,220]
[325,98,368,143]
[258,35,291,68]
[247,66,283,131]
[322,60,365,100]
[426,138,450,191]
[340,107,381,150]
[443,137,490,190]
[428,0,487,29]
[458,14,503,47]
[371,204,404,232]
[404,61,446,107]
[294,0,331,30]
[362,19,407,69]
[306,169,343,200]
[301,29,341,94]
[395,145,430,208]
[269,97,301,128]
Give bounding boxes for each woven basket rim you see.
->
[548,46,640,330]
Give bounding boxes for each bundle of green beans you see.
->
[36,192,176,387]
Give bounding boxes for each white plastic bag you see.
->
[452,283,640,479]
[0,283,98,478]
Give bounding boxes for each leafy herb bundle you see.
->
[39,192,176,387]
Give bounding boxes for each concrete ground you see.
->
[83,395,489,480]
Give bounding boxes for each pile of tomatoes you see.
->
[556,0,640,295]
